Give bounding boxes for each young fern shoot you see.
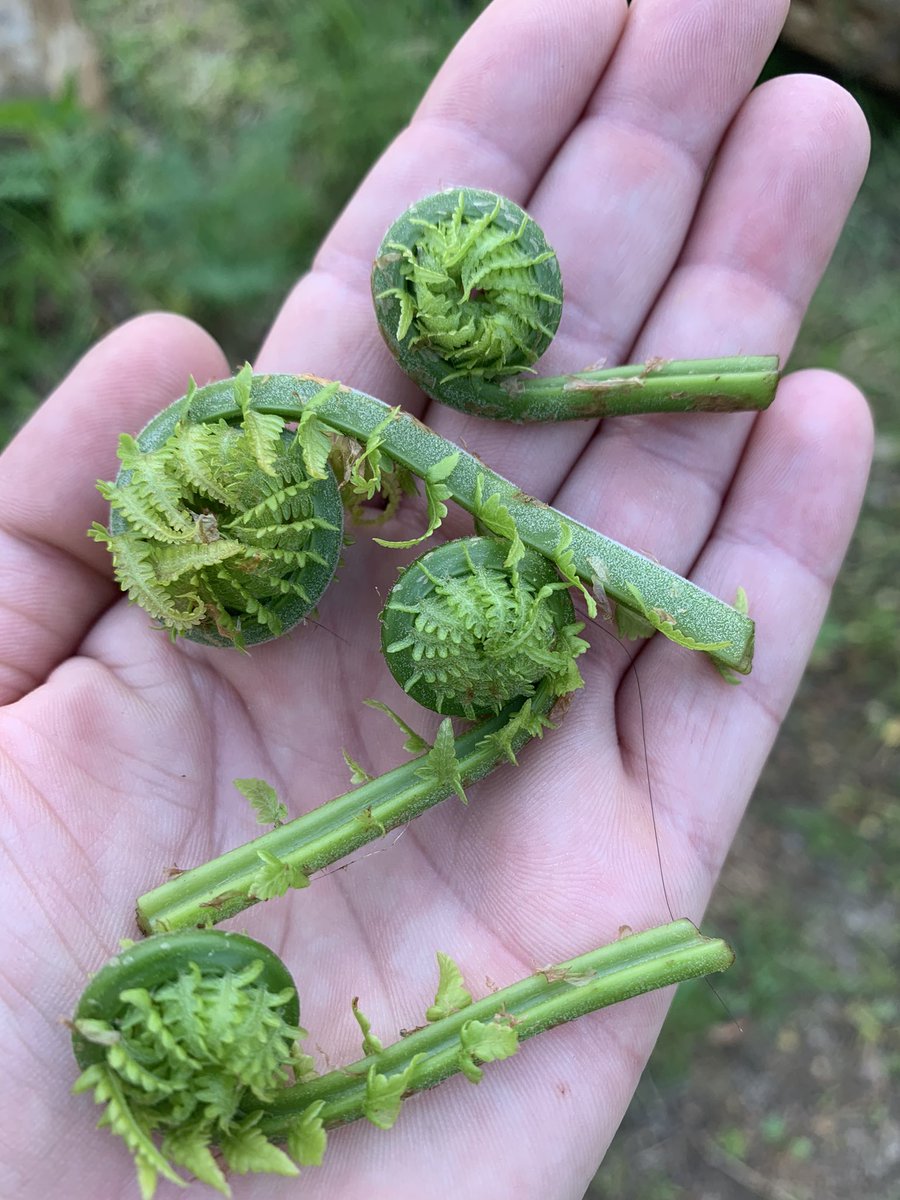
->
[380,536,588,718]
[92,370,755,673]
[372,188,780,422]
[90,366,344,648]
[72,924,735,1198]
[90,189,765,662]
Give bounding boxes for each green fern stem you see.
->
[133,371,754,673]
[257,919,734,1135]
[137,684,556,934]
[372,187,779,422]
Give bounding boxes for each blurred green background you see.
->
[1,2,897,1197]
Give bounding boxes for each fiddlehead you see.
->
[93,371,755,673]
[72,930,306,1196]
[89,366,344,648]
[73,923,734,1197]
[373,187,780,421]
[381,536,588,719]
[373,188,562,399]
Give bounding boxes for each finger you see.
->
[424,0,791,496]
[0,314,228,705]
[554,75,869,659]
[616,368,872,910]
[257,0,627,403]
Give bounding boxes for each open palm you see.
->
[0,2,872,1198]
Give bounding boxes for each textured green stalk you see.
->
[137,687,553,934]
[506,356,779,421]
[135,373,755,673]
[256,920,734,1134]
[379,347,778,423]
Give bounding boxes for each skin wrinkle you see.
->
[7,727,198,891]
[0,660,41,702]
[340,864,467,1056]
[308,244,383,296]
[417,0,615,130]
[203,659,356,788]
[406,818,546,978]
[219,672,286,808]
[0,724,100,862]
[595,0,789,142]
[333,872,415,1028]
[714,520,837,595]
[542,286,626,370]
[669,84,869,289]
[0,501,116,574]
[141,648,294,833]
[731,678,791,743]
[0,821,100,988]
[581,107,707,190]
[2,982,46,1062]
[404,113,532,201]
[40,658,214,871]
[0,538,116,705]
[408,764,660,952]
[42,654,175,755]
[0,533,108,610]
[615,628,784,772]
[263,868,396,1069]
[598,415,741,499]
[652,262,801,349]
[606,660,748,903]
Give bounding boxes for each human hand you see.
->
[0,2,872,1197]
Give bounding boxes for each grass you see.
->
[1,5,898,1197]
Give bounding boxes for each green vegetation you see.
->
[1,5,897,1197]
[0,0,490,441]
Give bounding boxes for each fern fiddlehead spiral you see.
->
[90,366,343,648]
[381,536,588,719]
[72,930,308,1196]
[373,187,780,422]
[373,189,562,401]
[72,924,734,1197]
[90,188,769,664]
